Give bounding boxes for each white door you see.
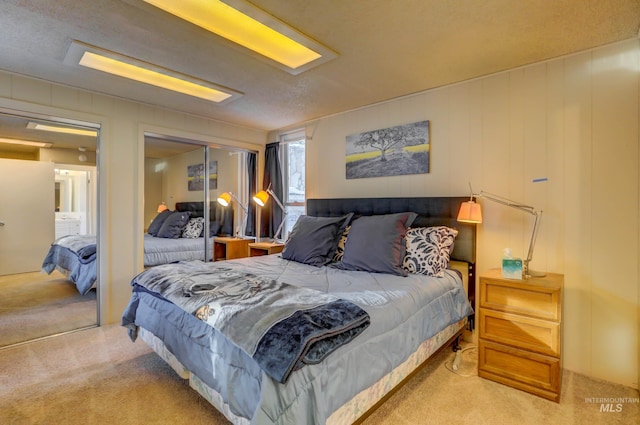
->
[0,158,54,275]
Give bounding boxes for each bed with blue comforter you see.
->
[122,197,476,424]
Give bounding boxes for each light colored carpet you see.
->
[0,271,97,347]
[0,325,637,425]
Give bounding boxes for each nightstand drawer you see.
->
[478,340,561,402]
[480,277,561,321]
[479,309,560,356]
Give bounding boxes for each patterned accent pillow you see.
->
[403,226,459,277]
[182,217,204,239]
[332,225,351,262]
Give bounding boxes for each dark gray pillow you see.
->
[156,211,191,239]
[282,214,354,266]
[339,212,417,276]
[147,210,172,236]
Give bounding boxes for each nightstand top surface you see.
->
[214,237,252,243]
[249,242,285,248]
[481,268,564,288]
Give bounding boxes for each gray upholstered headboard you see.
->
[307,197,477,330]
[306,197,476,265]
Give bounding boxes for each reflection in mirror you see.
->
[144,133,256,267]
[0,111,99,348]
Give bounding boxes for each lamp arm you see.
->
[525,210,542,268]
[228,192,248,214]
[266,188,286,212]
[267,188,287,241]
[475,190,544,278]
[228,192,248,237]
[477,191,537,216]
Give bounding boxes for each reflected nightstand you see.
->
[248,242,285,257]
[213,237,251,261]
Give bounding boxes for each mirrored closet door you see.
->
[144,133,256,265]
[0,111,99,348]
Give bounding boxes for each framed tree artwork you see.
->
[187,161,218,191]
[345,120,430,179]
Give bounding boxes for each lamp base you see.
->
[525,269,546,278]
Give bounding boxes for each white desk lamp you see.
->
[457,188,545,279]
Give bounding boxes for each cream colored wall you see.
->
[40,147,96,166]
[0,71,266,327]
[144,158,164,229]
[274,39,640,389]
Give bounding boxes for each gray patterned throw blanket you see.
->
[129,261,370,384]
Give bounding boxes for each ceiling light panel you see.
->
[27,122,97,137]
[143,0,337,74]
[64,41,243,104]
[0,138,52,148]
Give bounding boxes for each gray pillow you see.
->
[282,214,354,266]
[156,211,191,239]
[147,210,172,236]
[339,212,417,276]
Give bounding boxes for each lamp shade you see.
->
[252,190,269,207]
[457,200,483,223]
[157,202,168,213]
[217,192,232,207]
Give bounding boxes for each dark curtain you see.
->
[245,152,257,237]
[260,142,284,238]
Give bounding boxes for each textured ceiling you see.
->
[0,0,639,134]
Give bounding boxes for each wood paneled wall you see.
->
[297,39,640,388]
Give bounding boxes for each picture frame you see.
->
[187,161,218,191]
[345,120,430,179]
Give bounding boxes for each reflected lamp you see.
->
[217,192,248,237]
[252,188,287,242]
[157,202,168,213]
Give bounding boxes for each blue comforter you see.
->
[41,235,97,295]
[122,255,473,424]
[127,261,370,383]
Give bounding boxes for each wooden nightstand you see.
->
[213,237,251,261]
[248,242,285,257]
[478,269,564,402]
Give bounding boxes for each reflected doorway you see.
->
[0,111,99,348]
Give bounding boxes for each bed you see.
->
[121,197,476,425]
[41,201,233,295]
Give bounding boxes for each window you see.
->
[279,131,305,238]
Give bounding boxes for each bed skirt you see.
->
[138,318,465,425]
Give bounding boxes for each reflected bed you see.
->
[41,201,233,295]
